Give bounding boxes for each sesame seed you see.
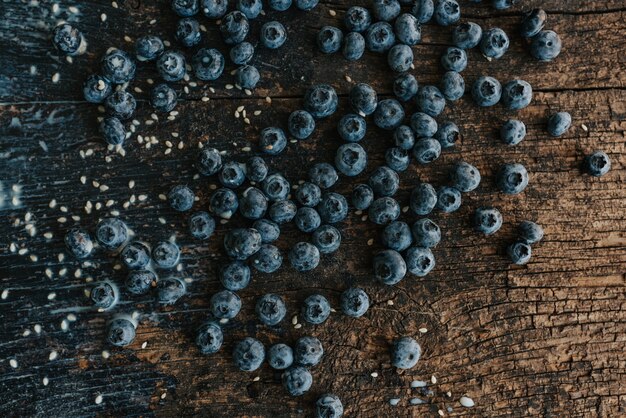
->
[80,176,87,184]
[367,238,374,246]
[294,323,302,329]
[52,73,60,83]
[67,314,77,321]
[245,89,252,96]
[431,375,437,384]
[141,341,148,349]
[460,396,475,408]
[95,395,103,404]
[158,217,166,224]
[387,300,394,306]
[60,320,69,330]
[344,75,352,82]
[99,185,109,192]
[34,324,42,333]
[158,194,167,200]
[1,290,8,299]
[253,376,260,382]
[69,6,79,13]
[49,351,58,361]
[47,292,56,300]
[57,217,67,223]
[438,410,444,416]
[329,9,336,16]
[419,328,428,333]
[58,253,65,262]
[128,180,135,189]
[149,19,156,25]
[102,350,110,359]
[10,359,18,368]
[124,35,132,43]
[101,13,107,22]
[371,372,378,378]
[581,124,588,132]
[30,255,38,262]
[265,96,272,104]
[18,248,28,255]
[389,398,400,406]
[225,84,234,90]
[112,1,118,8]
[138,195,147,201]
[9,243,16,252]
[43,377,49,386]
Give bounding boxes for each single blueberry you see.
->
[65,228,93,259]
[269,0,292,11]
[369,197,401,225]
[337,114,367,143]
[395,13,421,46]
[340,288,369,317]
[472,76,502,107]
[237,0,263,19]
[220,11,250,45]
[497,163,529,195]
[410,112,438,138]
[210,289,242,319]
[301,296,330,325]
[508,242,532,265]
[520,9,547,38]
[294,207,321,233]
[350,83,378,116]
[202,0,228,18]
[530,30,561,61]
[365,22,396,53]
[107,318,136,347]
[261,21,287,49]
[253,219,281,243]
[209,188,239,219]
[289,242,320,271]
[441,47,467,72]
[246,156,268,183]
[343,32,366,61]
[373,99,405,130]
[387,44,414,73]
[452,22,482,49]
[450,161,481,192]
[193,48,225,81]
[100,117,126,146]
[296,182,322,207]
[90,281,118,310]
[352,184,374,210]
[263,173,290,201]
[474,207,503,235]
[269,200,297,224]
[480,28,510,59]
[172,0,199,16]
[316,394,344,418]
[260,127,288,155]
[239,187,268,220]
[223,228,262,260]
[501,119,526,146]
[219,161,246,188]
[382,221,413,252]
[152,241,180,269]
[394,74,419,102]
[168,185,195,212]
[157,50,186,82]
[233,338,265,371]
[126,270,156,295]
[96,217,128,251]
[369,166,400,197]
[229,42,255,65]
[196,322,223,354]
[405,246,435,276]
[310,162,338,189]
[344,6,371,32]
[518,221,544,244]
[547,112,571,137]
[335,143,368,176]
[318,26,343,54]
[268,344,294,370]
[385,147,410,172]
[393,125,416,150]
[157,277,186,304]
[416,85,446,117]
[434,0,461,26]
[150,84,177,113]
[196,147,222,176]
[121,241,150,269]
[255,293,287,325]
[288,110,316,140]
[312,224,341,254]
[372,0,401,22]
[411,218,441,248]
[83,75,112,103]
[436,186,462,212]
[304,84,338,119]
[295,0,318,10]
[101,49,136,84]
[250,244,283,273]
[237,65,260,90]
[373,249,407,285]
[392,336,421,369]
[219,261,251,291]
[317,192,349,223]
[282,366,313,396]
[492,0,518,9]
[440,71,465,101]
[135,35,164,62]
[585,151,611,177]
[105,90,136,120]
[176,18,201,47]
[435,121,462,148]
[502,79,533,110]
[412,0,434,24]
[413,138,442,164]
[410,183,437,215]
[52,23,84,55]
[295,335,324,366]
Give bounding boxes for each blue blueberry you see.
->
[391,337,421,369]
[405,246,435,276]
[508,242,532,265]
[289,242,320,271]
[393,125,415,150]
[269,200,297,224]
[316,394,344,418]
[189,211,216,240]
[440,71,465,101]
[395,13,421,46]
[150,84,177,113]
[196,147,222,176]
[343,32,366,61]
[410,183,437,215]
[518,221,544,244]
[492,0,518,9]
[288,110,316,140]
[372,0,401,22]
[260,127,287,155]
[223,228,262,260]
[295,336,324,369]
[239,188,268,220]
[502,79,533,110]
[209,188,239,219]
[250,244,283,273]
[450,161,481,192]
[152,241,180,269]
[435,121,461,149]
[220,261,251,291]
[474,207,503,235]
[385,147,410,172]
[452,22,482,49]
[365,22,396,53]
[269,0,292,11]
[373,249,407,285]
[585,151,611,177]
[253,219,281,243]
[382,221,413,252]
[196,322,223,354]
[219,161,246,188]
[256,293,286,325]
[100,117,126,146]
[413,138,441,164]
[296,182,322,207]
[233,338,265,371]
[531,30,561,61]
[520,9,546,38]
[246,156,268,183]
[52,23,84,55]
[411,218,441,248]
[176,18,201,47]
[156,277,186,304]
[157,50,186,82]
[388,44,414,73]
[410,112,438,138]
[169,185,195,212]
[441,47,467,72]
[335,143,368,176]
[500,119,526,146]
[352,184,374,210]
[344,6,371,32]
[295,0,318,11]
[282,366,313,396]
[126,270,156,295]
[172,0,199,16]
[416,85,446,117]
[369,166,400,197]
[310,163,338,189]
[96,218,128,251]
[121,241,150,269]
[434,0,460,26]
[337,114,366,142]
[318,26,343,54]
[394,74,419,102]
[237,0,263,18]
[263,173,290,201]
[90,281,118,310]
[301,296,330,325]
[237,65,260,89]
[350,83,378,116]
[83,75,112,103]
[472,76,501,107]
[317,192,348,223]
[202,0,228,18]
[340,288,369,317]
[65,228,93,259]
[497,163,529,194]
[102,49,136,84]
[369,197,400,225]
[105,90,136,120]
[480,28,509,59]
[412,0,434,23]
[220,11,250,45]
[229,42,254,65]
[193,48,225,81]
[547,112,571,137]
[268,344,294,370]
[210,290,242,319]
[436,186,462,212]
[107,318,136,347]
[261,21,287,49]
[304,84,338,119]
[294,207,321,233]
[312,225,341,254]
[373,99,405,130]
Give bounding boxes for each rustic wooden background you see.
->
[1,0,625,416]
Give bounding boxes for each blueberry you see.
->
[318,26,343,54]
[289,242,320,271]
[295,0,318,11]
[295,207,321,233]
[209,188,239,219]
[261,21,287,49]
[301,295,330,325]
[474,207,503,235]
[337,114,367,142]
[121,241,151,269]
[125,270,156,295]
[335,143,368,176]
[239,187,268,220]
[172,0,199,16]
[52,23,84,55]
[440,71,465,101]
[343,32,366,61]
[369,197,401,225]
[268,344,294,370]
[412,0,434,23]
[157,50,186,82]
[220,11,250,45]
[391,337,421,369]
[530,30,561,61]
[585,151,611,177]
[547,112,571,137]
[369,166,400,197]
[410,183,437,215]
[263,173,291,201]
[197,147,223,176]
[96,218,128,251]
[157,277,186,304]
[372,0,401,22]
[416,85,446,117]
[246,156,268,183]
[100,117,126,146]
[233,338,265,371]
[107,318,136,347]
[220,261,251,291]
[253,219,281,243]
[193,48,225,81]
[394,74,419,102]
[296,182,322,207]
[293,334,322,367]
[405,246,435,276]
[502,79,533,110]
[500,119,526,146]
[435,121,462,149]
[450,161,481,192]
[269,0,292,11]
[260,127,288,155]
[452,22,482,49]
[229,42,255,65]
[344,6,371,32]
[282,366,313,396]
[168,185,195,212]
[472,76,501,107]
[304,84,338,119]
[210,290,242,319]
[202,0,228,18]
[288,110,316,140]
[373,249,407,285]
[382,221,413,252]
[317,192,349,223]
[152,241,180,269]
[269,200,297,224]
[90,281,118,310]
[365,22,396,53]
[395,13,421,46]
[480,28,509,59]
[385,147,410,172]
[374,99,405,130]
[436,186,462,212]
[308,163,338,189]
[312,224,341,254]
[65,228,93,259]
[352,184,374,210]
[237,65,260,90]
[411,218,441,248]
[393,125,416,150]
[102,49,136,84]
[219,161,246,188]
[196,322,223,354]
[441,47,467,72]
[237,0,263,19]
[410,112,438,138]
[105,90,136,120]
[518,221,544,244]
[250,244,283,273]
[176,18,201,47]
[150,84,177,113]
[350,83,378,116]
[520,9,546,38]
[497,163,529,195]
[223,228,262,260]
[435,0,460,26]
[83,75,112,103]
[388,44,414,73]
[508,242,532,265]
[340,288,369,318]
[492,0,518,9]
[255,293,286,325]
[413,138,442,164]
[316,394,344,418]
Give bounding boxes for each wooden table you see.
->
[1,1,624,416]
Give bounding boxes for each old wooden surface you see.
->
[0,0,625,416]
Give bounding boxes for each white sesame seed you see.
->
[69,5,79,13]
[112,1,118,8]
[253,110,261,116]
[149,19,156,24]
[141,341,148,349]
[329,9,336,16]
[57,217,67,223]
[99,185,109,192]
[438,410,444,416]
[124,35,132,43]
[431,375,437,384]
[292,315,298,325]
[49,351,58,361]
[1,290,8,299]
[581,124,588,132]
[30,255,38,262]
[10,359,18,368]
[101,13,107,22]
[367,238,374,246]
[47,292,56,300]
[371,372,378,378]
[389,398,400,406]
[419,328,428,333]
[9,243,16,253]
[128,180,135,189]
[344,75,352,82]
[158,194,167,201]
[387,300,394,306]
[49,199,57,208]
[18,248,28,255]
[45,268,53,278]
[43,377,49,386]
[34,324,42,333]
[138,195,147,201]
[52,73,60,83]
[102,350,110,359]
[67,314,77,321]
[60,320,69,330]
[158,217,166,224]
[460,396,475,408]
[95,395,103,404]
[59,268,67,276]
[294,323,302,329]
[253,376,260,382]
[58,253,65,262]
[225,84,234,90]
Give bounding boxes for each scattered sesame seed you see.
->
[371,372,378,378]
[141,341,148,349]
[431,375,437,384]
[459,396,475,408]
[389,398,400,406]
[59,268,67,276]
[410,398,426,405]
[9,243,16,252]
[581,124,588,132]
[138,195,147,201]
[43,377,49,386]
[128,180,135,189]
[225,84,234,90]
[112,1,118,8]
[438,409,445,416]
[411,380,427,388]
[149,19,156,25]
[419,328,428,333]
[124,35,132,43]
[253,110,262,116]
[67,314,77,321]
[10,359,18,368]
[1,290,8,299]
[52,73,60,83]
[18,248,28,255]
[344,75,352,82]
[367,238,374,246]
[292,315,298,325]
[95,395,103,404]
[30,255,38,262]
[161,392,167,399]
[294,323,302,329]
[387,300,394,306]
[58,253,65,262]
[329,9,336,16]
[49,351,58,361]
[34,324,42,333]
[60,320,69,330]
[158,194,167,200]
[158,217,166,224]
[102,350,110,359]
[253,376,260,382]
[99,185,109,192]
[57,217,67,223]
[101,13,107,22]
